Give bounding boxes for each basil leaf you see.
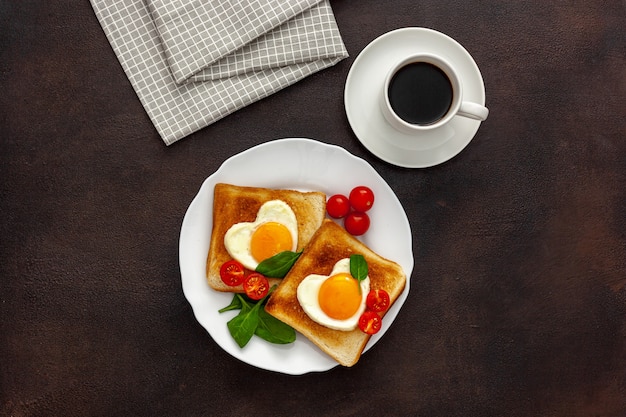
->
[226,297,263,348]
[255,250,302,278]
[350,254,368,282]
[255,308,296,344]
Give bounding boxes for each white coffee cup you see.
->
[380,53,488,135]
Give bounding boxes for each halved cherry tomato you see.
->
[349,186,375,212]
[326,194,351,219]
[344,211,370,236]
[358,311,382,335]
[219,260,245,286]
[243,273,270,300]
[366,289,390,313]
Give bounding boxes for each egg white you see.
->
[297,258,370,331]
[223,200,298,270]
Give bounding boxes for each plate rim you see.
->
[179,137,414,374]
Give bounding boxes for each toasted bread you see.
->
[206,183,326,292]
[265,219,407,367]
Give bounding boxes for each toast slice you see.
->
[265,219,407,367]
[206,183,326,292]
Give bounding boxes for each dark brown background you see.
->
[2,1,625,416]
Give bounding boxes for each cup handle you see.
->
[458,101,489,121]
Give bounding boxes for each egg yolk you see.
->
[318,273,362,320]
[250,221,293,262]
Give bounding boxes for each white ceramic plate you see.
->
[179,138,413,374]
[345,27,487,168]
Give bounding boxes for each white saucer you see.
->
[344,27,487,168]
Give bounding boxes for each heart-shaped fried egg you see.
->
[297,258,370,331]
[224,200,298,270]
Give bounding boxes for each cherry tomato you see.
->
[366,289,390,313]
[344,211,370,236]
[358,311,382,335]
[326,194,351,219]
[219,260,245,286]
[243,273,270,300]
[349,186,375,212]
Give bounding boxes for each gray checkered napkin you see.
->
[90,0,348,145]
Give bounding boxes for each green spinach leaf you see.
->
[226,297,262,348]
[219,286,295,348]
[218,293,245,313]
[255,308,296,344]
[255,250,302,278]
[350,254,368,283]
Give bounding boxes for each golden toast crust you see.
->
[265,219,407,367]
[206,183,326,292]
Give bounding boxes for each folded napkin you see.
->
[90,0,348,145]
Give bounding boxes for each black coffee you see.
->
[388,62,453,125]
